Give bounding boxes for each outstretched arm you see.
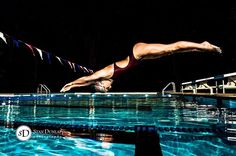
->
[60,64,114,92]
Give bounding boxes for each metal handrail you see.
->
[37,84,51,94]
[162,82,176,96]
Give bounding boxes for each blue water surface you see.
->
[0,93,235,155]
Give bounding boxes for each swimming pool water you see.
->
[1,126,134,156]
[0,93,236,156]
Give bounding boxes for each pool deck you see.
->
[166,91,236,99]
[1,91,236,100]
[0,92,158,96]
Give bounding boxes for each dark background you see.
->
[0,0,236,92]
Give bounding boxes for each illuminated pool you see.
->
[0,93,236,155]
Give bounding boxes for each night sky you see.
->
[1,1,236,92]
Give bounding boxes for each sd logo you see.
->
[16,125,32,141]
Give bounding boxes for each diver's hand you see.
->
[60,83,73,92]
[60,80,96,92]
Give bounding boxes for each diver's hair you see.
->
[92,81,106,93]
